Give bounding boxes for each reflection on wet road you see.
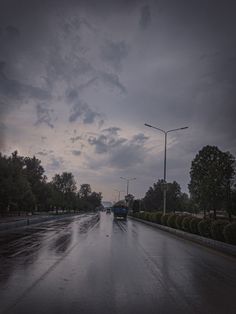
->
[0,213,235,314]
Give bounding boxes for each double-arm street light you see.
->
[120,177,136,196]
[144,123,188,215]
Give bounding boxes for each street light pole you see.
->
[144,123,188,215]
[120,177,136,196]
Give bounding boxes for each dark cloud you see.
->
[72,150,81,156]
[88,129,149,169]
[66,89,78,104]
[139,4,151,30]
[35,104,54,128]
[0,64,50,115]
[102,127,121,136]
[69,99,102,124]
[108,142,146,168]
[101,39,128,70]
[70,135,83,143]
[36,151,48,156]
[132,133,149,144]
[46,156,64,172]
[99,71,127,94]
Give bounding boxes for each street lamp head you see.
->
[144,123,152,128]
[180,126,188,130]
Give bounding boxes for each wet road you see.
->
[0,213,235,314]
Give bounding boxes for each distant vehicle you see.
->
[112,201,128,220]
[106,208,111,214]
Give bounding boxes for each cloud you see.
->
[139,5,151,30]
[0,62,51,122]
[72,150,81,156]
[34,103,54,128]
[46,156,64,172]
[88,129,149,169]
[102,127,121,136]
[99,71,127,94]
[70,135,83,143]
[101,39,128,70]
[132,133,149,144]
[36,151,48,156]
[108,142,146,168]
[69,98,102,124]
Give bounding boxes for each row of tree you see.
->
[135,146,236,218]
[0,151,102,215]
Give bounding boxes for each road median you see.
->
[0,214,81,233]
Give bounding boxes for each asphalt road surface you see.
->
[0,212,235,314]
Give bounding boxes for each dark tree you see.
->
[143,179,184,212]
[51,172,77,211]
[79,184,91,199]
[188,145,235,219]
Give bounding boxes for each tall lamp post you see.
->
[144,123,188,215]
[120,177,136,197]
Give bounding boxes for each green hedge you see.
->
[223,222,236,245]
[175,215,187,230]
[182,216,193,232]
[161,214,171,226]
[167,214,178,229]
[131,212,234,245]
[153,212,163,224]
[190,217,202,235]
[198,219,212,238]
[211,220,229,242]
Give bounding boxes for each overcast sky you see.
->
[0,0,235,202]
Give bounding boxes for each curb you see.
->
[129,216,236,257]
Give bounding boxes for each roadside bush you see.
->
[182,216,193,232]
[167,214,178,229]
[189,217,202,235]
[138,212,144,219]
[211,220,229,242]
[161,214,171,226]
[148,212,155,222]
[198,219,213,238]
[175,215,187,230]
[153,212,163,224]
[143,212,149,220]
[223,222,236,245]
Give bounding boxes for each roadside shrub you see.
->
[148,213,155,222]
[198,219,213,238]
[211,220,229,242]
[223,222,236,245]
[167,214,178,229]
[182,216,193,232]
[189,217,202,235]
[143,212,149,220]
[138,212,144,219]
[153,212,163,224]
[175,215,187,230]
[161,214,171,226]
